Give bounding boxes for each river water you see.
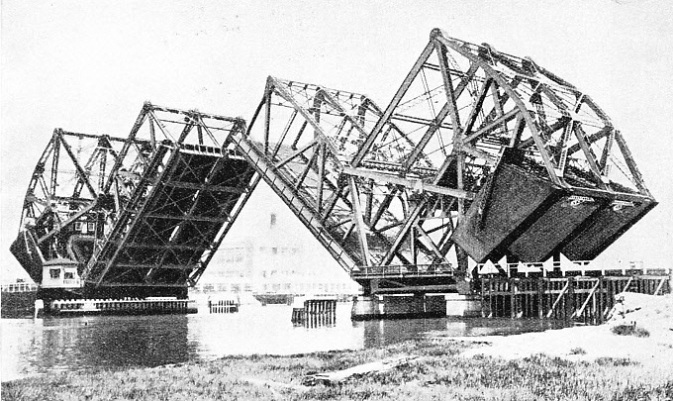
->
[1,303,566,382]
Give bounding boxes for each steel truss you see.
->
[12,29,656,294]
[13,103,259,290]
[236,29,655,280]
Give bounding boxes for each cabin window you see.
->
[74,222,82,231]
[49,268,61,279]
[64,271,75,279]
[87,222,95,232]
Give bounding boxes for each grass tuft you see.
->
[2,338,669,401]
[610,323,650,337]
[612,380,673,401]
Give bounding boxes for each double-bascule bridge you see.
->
[11,29,666,320]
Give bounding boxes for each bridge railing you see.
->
[1,282,38,293]
[477,260,671,277]
[351,263,455,279]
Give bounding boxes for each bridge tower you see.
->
[231,29,656,299]
[11,103,259,300]
[11,30,655,314]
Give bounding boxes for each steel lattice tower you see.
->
[11,30,655,298]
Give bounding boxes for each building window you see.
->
[64,271,75,279]
[49,269,61,279]
[270,213,277,228]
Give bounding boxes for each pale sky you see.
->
[2,0,672,281]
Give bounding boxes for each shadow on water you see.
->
[61,315,193,369]
[357,316,569,348]
[2,315,193,381]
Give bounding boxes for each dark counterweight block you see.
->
[561,199,656,261]
[452,163,559,263]
[452,162,655,263]
[10,231,44,283]
[507,193,603,262]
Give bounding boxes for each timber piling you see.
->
[480,271,671,323]
[291,298,338,327]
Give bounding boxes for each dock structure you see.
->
[9,29,658,319]
[208,299,239,314]
[291,297,338,327]
[50,298,197,315]
[480,271,671,323]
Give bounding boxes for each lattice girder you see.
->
[243,29,656,277]
[12,29,657,292]
[12,102,259,290]
[352,29,655,265]
[240,77,471,276]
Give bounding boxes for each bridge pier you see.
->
[444,293,482,317]
[351,293,478,320]
[351,265,467,320]
[351,296,381,319]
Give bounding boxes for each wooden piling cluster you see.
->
[291,299,337,327]
[209,299,238,314]
[481,273,671,324]
[49,298,197,315]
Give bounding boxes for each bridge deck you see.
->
[84,145,257,287]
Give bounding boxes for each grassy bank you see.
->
[3,335,672,401]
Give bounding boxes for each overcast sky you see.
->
[2,0,672,281]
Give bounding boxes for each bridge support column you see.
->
[445,293,482,317]
[351,296,381,320]
[352,293,466,320]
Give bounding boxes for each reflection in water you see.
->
[294,313,337,328]
[356,317,565,349]
[185,304,360,360]
[2,303,569,382]
[2,315,194,380]
[359,318,449,348]
[65,315,193,369]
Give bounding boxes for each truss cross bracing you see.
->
[11,30,656,295]
[12,103,259,294]
[237,30,655,286]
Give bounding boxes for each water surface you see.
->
[1,303,566,381]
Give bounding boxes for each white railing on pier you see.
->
[477,259,671,277]
[351,263,455,279]
[1,282,38,293]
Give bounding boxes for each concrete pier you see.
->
[351,296,381,319]
[445,294,482,317]
[351,294,449,320]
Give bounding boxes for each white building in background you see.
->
[194,182,361,297]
